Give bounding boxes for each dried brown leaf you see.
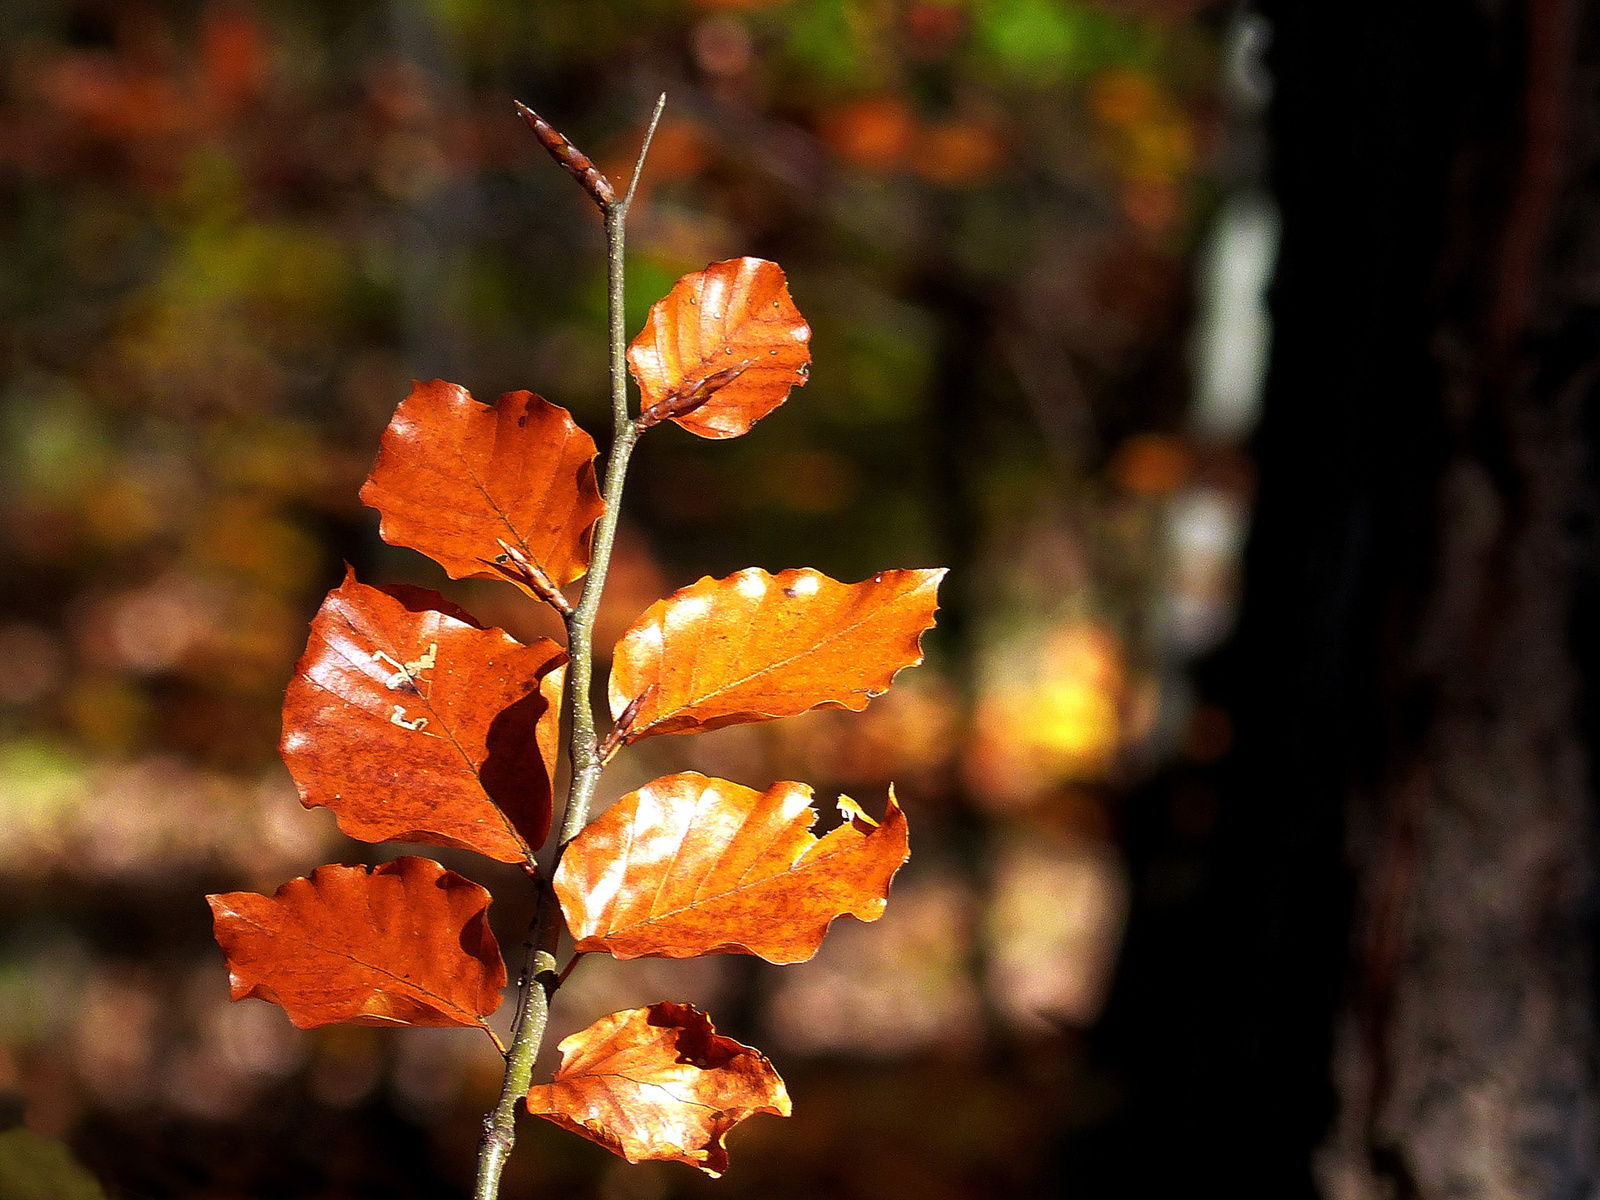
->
[556,772,909,963]
[281,570,564,863]
[609,566,945,741]
[525,1002,789,1176]
[208,857,505,1029]
[360,380,604,596]
[627,258,810,439]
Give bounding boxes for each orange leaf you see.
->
[360,380,605,595]
[609,567,945,741]
[627,258,810,439]
[207,857,506,1030]
[525,1002,789,1176]
[281,570,564,863]
[556,773,908,963]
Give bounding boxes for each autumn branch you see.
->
[209,80,920,1200]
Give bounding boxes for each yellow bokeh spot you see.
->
[968,621,1129,806]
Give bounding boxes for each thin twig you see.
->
[620,93,668,216]
[472,908,558,1200]
[472,94,666,1200]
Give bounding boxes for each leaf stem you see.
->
[473,94,664,1200]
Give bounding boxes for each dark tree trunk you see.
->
[1312,2,1600,1195]
[1240,0,1600,1195]
[1060,3,1600,1197]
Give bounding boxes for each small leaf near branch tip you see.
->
[525,1002,789,1176]
[515,101,615,207]
[556,773,910,963]
[627,258,810,439]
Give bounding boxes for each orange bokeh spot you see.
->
[820,97,915,172]
[912,120,1007,186]
[1110,433,1193,496]
[1089,68,1164,129]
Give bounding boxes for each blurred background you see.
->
[2,0,1598,1197]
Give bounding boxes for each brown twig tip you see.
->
[514,100,616,209]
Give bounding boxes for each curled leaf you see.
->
[360,380,605,597]
[609,566,945,741]
[281,570,564,863]
[525,1002,789,1176]
[627,257,810,439]
[556,773,909,964]
[208,857,506,1029]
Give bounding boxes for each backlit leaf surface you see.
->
[281,571,564,862]
[626,257,810,438]
[556,773,908,963]
[525,1002,789,1176]
[609,567,944,741]
[360,380,604,594]
[208,857,506,1029]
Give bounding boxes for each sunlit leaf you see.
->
[281,570,564,862]
[627,257,810,439]
[360,380,604,597]
[524,1002,790,1176]
[556,772,909,964]
[609,566,945,741]
[208,857,506,1029]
